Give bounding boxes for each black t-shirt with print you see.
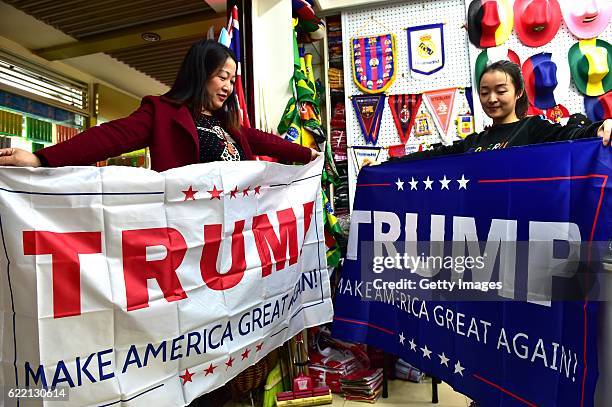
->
[195,114,245,163]
[395,116,602,161]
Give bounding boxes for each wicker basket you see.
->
[230,358,269,398]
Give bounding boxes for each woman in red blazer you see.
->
[0,40,316,170]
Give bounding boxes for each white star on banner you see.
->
[438,352,450,366]
[454,360,465,376]
[423,176,433,190]
[457,174,470,190]
[399,332,405,345]
[421,345,432,359]
[409,339,417,351]
[439,175,450,190]
[396,178,404,191]
[409,177,418,190]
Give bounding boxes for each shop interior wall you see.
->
[97,84,141,124]
[251,0,294,132]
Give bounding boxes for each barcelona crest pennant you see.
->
[406,23,445,76]
[388,94,422,144]
[352,94,386,145]
[351,34,397,94]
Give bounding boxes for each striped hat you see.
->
[584,91,612,121]
[467,0,514,48]
[474,47,521,87]
[568,39,612,97]
[522,52,570,109]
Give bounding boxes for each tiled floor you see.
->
[225,378,472,406]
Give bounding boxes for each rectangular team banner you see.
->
[332,140,611,406]
[0,157,333,406]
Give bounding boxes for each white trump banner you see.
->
[0,157,332,406]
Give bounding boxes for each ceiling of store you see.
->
[2,0,225,87]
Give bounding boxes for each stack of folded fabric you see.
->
[395,358,424,383]
[308,346,362,393]
[340,368,384,403]
[328,68,344,89]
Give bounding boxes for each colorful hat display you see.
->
[514,0,562,47]
[559,0,612,39]
[474,46,521,87]
[522,52,570,109]
[568,39,612,96]
[584,91,612,121]
[467,0,514,48]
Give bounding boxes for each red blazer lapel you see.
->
[173,106,199,148]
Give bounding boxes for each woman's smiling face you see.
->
[205,57,236,111]
[479,70,522,125]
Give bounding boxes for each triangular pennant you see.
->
[351,146,382,173]
[388,94,422,144]
[423,88,457,145]
[351,95,386,145]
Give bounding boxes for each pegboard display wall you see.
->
[341,0,472,209]
[340,0,611,211]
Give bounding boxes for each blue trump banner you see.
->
[332,140,611,406]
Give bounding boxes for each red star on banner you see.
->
[179,369,194,385]
[242,186,250,197]
[254,186,261,195]
[204,363,217,376]
[225,356,235,369]
[230,186,239,199]
[255,342,264,352]
[208,185,223,200]
[241,348,251,360]
[182,186,197,201]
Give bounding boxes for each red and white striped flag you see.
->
[226,6,251,128]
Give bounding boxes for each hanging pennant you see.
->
[351,34,397,94]
[414,111,433,137]
[406,23,445,76]
[352,94,386,145]
[351,146,382,173]
[456,115,474,139]
[388,94,422,144]
[423,88,457,145]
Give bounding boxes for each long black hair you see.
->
[165,39,240,132]
[480,60,529,119]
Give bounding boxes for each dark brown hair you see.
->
[165,39,241,133]
[480,60,529,119]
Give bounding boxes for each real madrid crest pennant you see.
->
[351,34,397,94]
[388,94,422,144]
[406,23,445,77]
[352,94,386,145]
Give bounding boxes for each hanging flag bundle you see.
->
[423,88,457,145]
[278,20,325,147]
[352,94,386,145]
[277,17,343,268]
[387,94,422,144]
[219,6,251,128]
[351,34,397,94]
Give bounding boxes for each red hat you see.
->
[514,0,562,47]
